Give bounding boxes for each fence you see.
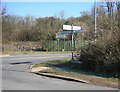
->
[2,40,89,52]
[43,40,88,52]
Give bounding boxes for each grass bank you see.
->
[1,51,71,55]
[32,59,119,88]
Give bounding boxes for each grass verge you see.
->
[32,59,119,88]
[1,51,71,55]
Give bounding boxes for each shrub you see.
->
[79,38,120,77]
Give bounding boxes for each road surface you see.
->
[2,54,117,90]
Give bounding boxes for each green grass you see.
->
[33,59,119,88]
[33,59,70,68]
[1,51,71,55]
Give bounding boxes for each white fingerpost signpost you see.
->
[63,24,83,63]
[56,24,85,64]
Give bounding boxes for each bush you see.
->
[79,39,120,77]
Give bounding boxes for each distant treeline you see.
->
[2,5,97,43]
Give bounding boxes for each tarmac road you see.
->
[1,54,118,90]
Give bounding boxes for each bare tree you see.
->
[105,1,115,18]
[1,2,7,16]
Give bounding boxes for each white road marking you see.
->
[0,55,10,57]
[7,56,68,60]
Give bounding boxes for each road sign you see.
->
[56,33,66,38]
[63,25,81,31]
[73,29,86,33]
[61,31,71,34]
[73,25,81,30]
[62,29,86,34]
[63,25,71,30]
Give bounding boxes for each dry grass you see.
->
[1,51,71,55]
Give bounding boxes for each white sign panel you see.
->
[63,25,72,30]
[63,25,81,31]
[73,26,81,30]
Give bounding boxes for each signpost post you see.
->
[71,24,74,62]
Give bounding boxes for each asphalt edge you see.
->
[29,65,89,84]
